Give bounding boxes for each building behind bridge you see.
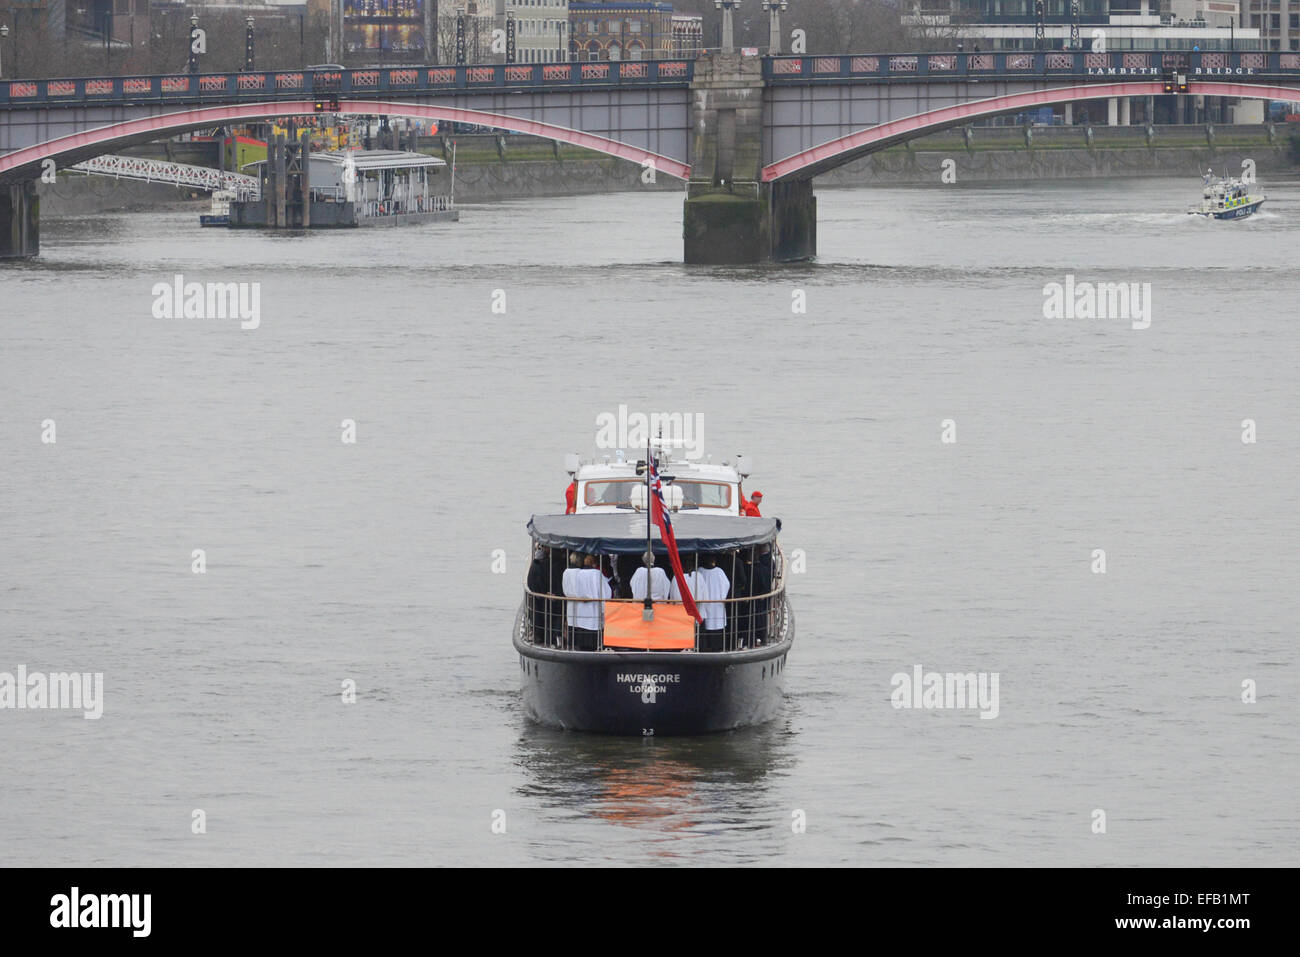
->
[434,1,570,64]
[903,0,1281,123]
[432,1,702,64]
[903,1,1273,51]
[567,2,698,60]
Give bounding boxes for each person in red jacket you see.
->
[565,480,577,515]
[741,490,763,517]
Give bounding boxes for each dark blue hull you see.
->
[513,604,794,736]
[1191,199,1264,220]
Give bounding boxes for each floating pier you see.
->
[229,141,457,229]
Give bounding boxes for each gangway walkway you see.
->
[65,153,259,197]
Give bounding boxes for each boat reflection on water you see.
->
[513,717,798,857]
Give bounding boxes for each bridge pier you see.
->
[258,131,311,229]
[0,181,39,260]
[766,178,817,261]
[683,52,815,264]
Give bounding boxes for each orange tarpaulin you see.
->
[602,602,696,650]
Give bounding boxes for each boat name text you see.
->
[618,672,680,694]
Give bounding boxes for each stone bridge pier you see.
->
[1,181,39,259]
[683,53,815,264]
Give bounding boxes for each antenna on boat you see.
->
[642,436,655,622]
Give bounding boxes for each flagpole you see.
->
[643,439,654,621]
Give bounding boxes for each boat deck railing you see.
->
[359,194,454,218]
[519,580,791,654]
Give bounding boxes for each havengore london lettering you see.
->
[618,673,681,694]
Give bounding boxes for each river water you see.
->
[2,177,1298,866]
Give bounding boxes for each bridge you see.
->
[4,49,1300,262]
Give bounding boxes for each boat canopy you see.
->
[527,513,780,555]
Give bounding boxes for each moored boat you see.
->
[514,443,794,735]
[199,188,236,227]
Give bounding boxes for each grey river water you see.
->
[2,178,1298,866]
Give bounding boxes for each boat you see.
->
[514,442,794,735]
[1188,169,1265,220]
[199,188,236,227]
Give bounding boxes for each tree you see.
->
[785,1,912,55]
[0,4,329,79]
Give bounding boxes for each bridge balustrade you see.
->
[5,51,1300,108]
[762,49,1300,83]
[0,60,697,109]
[6,51,1297,108]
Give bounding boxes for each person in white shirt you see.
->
[698,554,731,634]
[562,552,611,649]
[630,563,671,602]
[671,554,730,649]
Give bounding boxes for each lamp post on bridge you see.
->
[188,14,201,74]
[103,10,113,71]
[1034,0,1045,51]
[245,17,255,72]
[1070,1,1080,50]
[761,0,787,55]
[0,24,8,80]
[714,0,737,54]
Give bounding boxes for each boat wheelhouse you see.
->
[514,447,794,735]
[564,447,757,516]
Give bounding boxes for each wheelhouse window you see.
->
[678,481,731,509]
[582,479,732,508]
[584,479,639,506]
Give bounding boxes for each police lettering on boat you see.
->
[515,438,795,735]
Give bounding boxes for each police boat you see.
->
[1188,169,1265,220]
